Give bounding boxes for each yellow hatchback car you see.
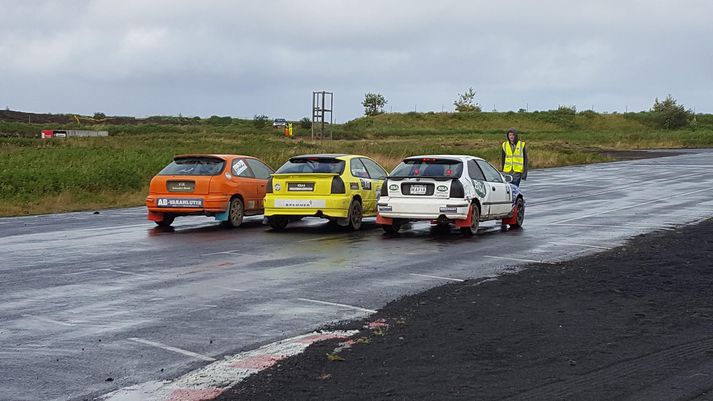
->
[264,154,388,230]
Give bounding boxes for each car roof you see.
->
[174,154,255,160]
[403,155,485,161]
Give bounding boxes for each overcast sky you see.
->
[1,0,711,120]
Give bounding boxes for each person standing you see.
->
[501,128,528,186]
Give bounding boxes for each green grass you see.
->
[1,111,712,216]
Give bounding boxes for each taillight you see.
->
[331,176,346,194]
[266,177,273,193]
[449,179,464,198]
[380,179,388,196]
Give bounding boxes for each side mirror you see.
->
[504,174,513,183]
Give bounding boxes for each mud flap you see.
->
[453,206,473,228]
[501,205,518,226]
[376,214,393,225]
[214,209,229,222]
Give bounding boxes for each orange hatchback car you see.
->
[146,154,274,227]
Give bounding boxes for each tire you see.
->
[382,219,402,234]
[510,198,525,228]
[460,203,480,236]
[223,197,244,228]
[155,215,175,227]
[268,216,289,231]
[347,199,363,231]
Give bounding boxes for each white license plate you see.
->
[274,199,326,208]
[410,185,427,195]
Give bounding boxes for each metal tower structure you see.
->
[311,91,333,140]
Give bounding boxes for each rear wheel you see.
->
[267,216,289,231]
[460,203,480,236]
[382,219,402,234]
[155,215,175,227]
[347,200,363,231]
[511,198,525,228]
[223,197,244,228]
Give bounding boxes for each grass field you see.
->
[1,110,712,216]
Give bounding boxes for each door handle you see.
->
[492,186,496,191]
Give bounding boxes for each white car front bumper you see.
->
[378,197,470,220]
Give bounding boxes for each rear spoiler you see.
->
[387,175,454,181]
[271,172,340,177]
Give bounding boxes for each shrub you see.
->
[651,95,691,129]
[253,114,269,129]
[300,117,312,129]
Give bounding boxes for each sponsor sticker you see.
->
[437,185,448,192]
[439,207,458,213]
[274,199,326,208]
[350,182,359,190]
[360,179,372,190]
[157,198,203,208]
[233,160,249,176]
[389,184,398,191]
[378,205,393,212]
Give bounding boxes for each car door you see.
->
[245,158,274,211]
[476,160,511,216]
[231,158,261,211]
[360,157,388,214]
[349,158,375,213]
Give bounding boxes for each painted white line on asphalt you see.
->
[22,314,75,327]
[103,330,358,401]
[297,298,377,314]
[297,236,336,243]
[106,269,151,278]
[551,222,670,229]
[202,250,241,256]
[548,242,612,250]
[186,305,219,313]
[128,338,216,362]
[410,273,465,282]
[552,186,712,224]
[217,285,246,292]
[483,255,547,264]
[78,223,149,232]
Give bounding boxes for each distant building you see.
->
[41,130,109,138]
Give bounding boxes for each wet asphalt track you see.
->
[2,149,713,401]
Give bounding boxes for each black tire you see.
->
[510,197,525,228]
[347,199,363,231]
[223,197,244,228]
[382,219,402,234]
[268,216,289,231]
[155,215,175,227]
[460,203,480,236]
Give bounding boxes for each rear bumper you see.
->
[145,194,230,220]
[377,197,470,221]
[264,194,352,218]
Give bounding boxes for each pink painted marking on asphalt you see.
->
[292,332,351,344]
[230,354,282,369]
[367,319,388,328]
[166,388,223,401]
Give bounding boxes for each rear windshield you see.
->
[276,158,345,174]
[158,158,225,176]
[390,158,463,178]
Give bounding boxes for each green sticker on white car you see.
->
[473,180,487,198]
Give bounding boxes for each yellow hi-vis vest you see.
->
[502,140,525,173]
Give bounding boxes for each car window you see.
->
[360,158,387,180]
[232,158,254,178]
[245,159,273,179]
[390,158,463,178]
[468,159,486,180]
[476,160,504,183]
[276,157,345,174]
[159,157,225,176]
[350,158,370,179]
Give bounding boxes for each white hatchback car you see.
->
[376,155,524,234]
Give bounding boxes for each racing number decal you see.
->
[473,180,487,198]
